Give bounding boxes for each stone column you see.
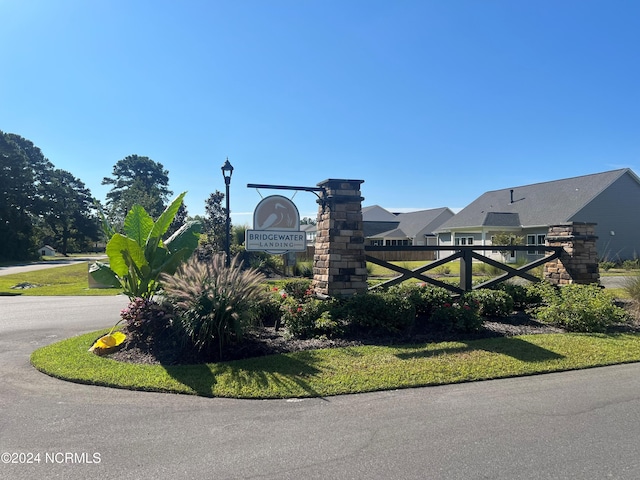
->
[544,222,600,285]
[312,179,368,297]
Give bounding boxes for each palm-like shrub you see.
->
[90,192,201,300]
[161,254,269,360]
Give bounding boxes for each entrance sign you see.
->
[245,230,306,253]
[245,195,306,254]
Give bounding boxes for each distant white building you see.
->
[39,245,56,257]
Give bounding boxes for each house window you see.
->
[385,239,412,246]
[455,237,474,246]
[527,234,546,255]
[370,239,384,246]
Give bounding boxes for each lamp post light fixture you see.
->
[221,158,234,267]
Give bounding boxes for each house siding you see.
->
[571,172,640,261]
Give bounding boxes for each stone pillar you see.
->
[544,222,600,286]
[312,179,368,297]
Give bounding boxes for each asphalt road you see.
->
[2,296,640,479]
[0,257,105,276]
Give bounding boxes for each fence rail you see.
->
[365,245,563,294]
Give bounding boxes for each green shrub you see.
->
[281,278,313,301]
[294,261,314,278]
[430,298,482,332]
[388,283,452,316]
[623,259,640,270]
[341,291,416,335]
[434,265,451,276]
[161,254,269,360]
[599,261,616,272]
[280,297,343,339]
[247,252,284,276]
[494,283,530,310]
[463,289,514,318]
[524,280,560,305]
[255,288,284,328]
[535,283,628,332]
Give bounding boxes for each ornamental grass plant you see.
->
[160,254,269,361]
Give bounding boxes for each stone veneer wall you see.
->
[312,179,368,297]
[543,222,600,285]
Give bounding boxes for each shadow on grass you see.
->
[396,337,565,363]
[162,363,219,396]
[163,352,324,398]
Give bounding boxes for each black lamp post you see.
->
[221,158,234,267]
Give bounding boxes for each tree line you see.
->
[0,130,228,262]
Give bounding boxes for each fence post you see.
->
[312,179,367,297]
[544,222,600,285]
[460,248,473,291]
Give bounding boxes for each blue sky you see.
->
[2,0,639,225]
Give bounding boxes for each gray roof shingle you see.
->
[436,169,632,231]
[367,207,453,238]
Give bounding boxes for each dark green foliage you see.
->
[281,278,313,301]
[535,283,628,332]
[524,280,560,305]
[37,169,100,255]
[463,289,514,318]
[599,261,616,272]
[341,291,416,335]
[262,279,627,342]
[430,298,483,332]
[245,251,284,276]
[0,133,37,260]
[387,283,452,316]
[493,283,529,310]
[0,131,100,260]
[255,288,284,328]
[280,296,344,339]
[293,261,314,278]
[102,155,172,226]
[197,190,227,255]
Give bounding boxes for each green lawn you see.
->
[0,262,121,296]
[31,329,640,399]
[14,259,640,398]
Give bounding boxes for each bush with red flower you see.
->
[430,298,482,332]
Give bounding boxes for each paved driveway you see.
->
[2,296,640,479]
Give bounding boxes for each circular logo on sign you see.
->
[253,195,300,230]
